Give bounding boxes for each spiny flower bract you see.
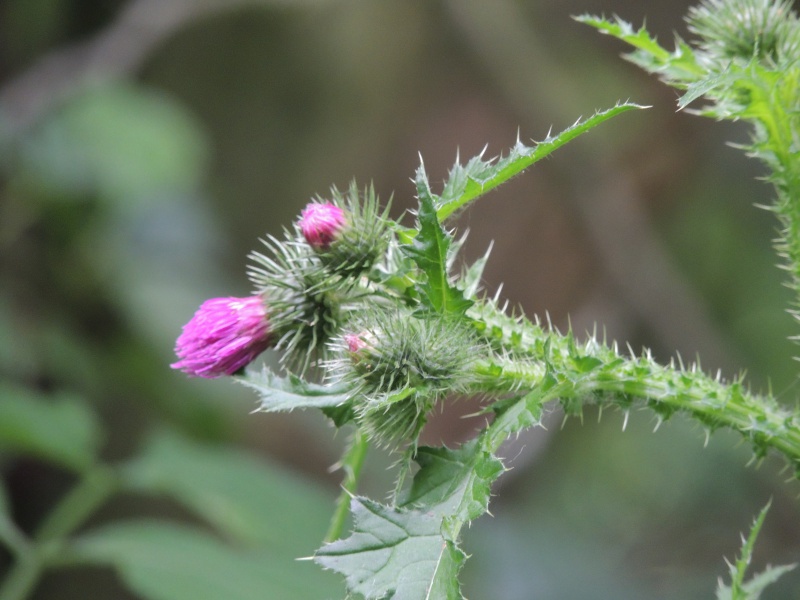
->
[311,181,392,278]
[688,0,800,66]
[247,236,354,373]
[327,309,483,445]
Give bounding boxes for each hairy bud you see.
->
[328,310,481,445]
[308,182,391,277]
[688,0,800,64]
[299,202,347,249]
[247,238,348,372]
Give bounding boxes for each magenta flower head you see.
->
[299,202,347,249]
[171,295,271,378]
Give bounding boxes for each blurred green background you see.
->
[1,0,799,598]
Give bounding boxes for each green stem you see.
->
[0,466,117,600]
[471,300,800,474]
[35,466,117,541]
[0,518,29,561]
[0,549,42,600]
[324,428,368,543]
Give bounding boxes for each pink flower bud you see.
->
[171,296,271,378]
[344,333,369,354]
[299,202,346,249]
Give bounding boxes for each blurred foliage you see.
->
[0,0,798,598]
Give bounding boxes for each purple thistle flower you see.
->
[299,202,346,249]
[171,296,271,378]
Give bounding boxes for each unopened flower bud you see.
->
[344,332,369,354]
[299,202,347,249]
[171,295,271,378]
[328,311,482,446]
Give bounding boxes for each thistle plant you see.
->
[166,0,800,597]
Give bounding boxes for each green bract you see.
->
[327,309,482,444]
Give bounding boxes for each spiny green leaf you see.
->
[738,565,797,599]
[679,67,739,109]
[716,503,796,600]
[484,373,561,452]
[575,15,704,83]
[458,242,493,300]
[399,440,504,540]
[0,384,102,472]
[575,14,673,61]
[314,497,465,600]
[433,103,646,222]
[318,439,505,597]
[70,521,339,600]
[728,502,771,593]
[237,367,352,413]
[121,429,333,552]
[402,175,472,316]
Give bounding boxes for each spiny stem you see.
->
[324,428,369,543]
[472,300,800,473]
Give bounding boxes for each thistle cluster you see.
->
[171,0,800,471]
[167,2,800,597]
[171,182,386,377]
[172,180,487,444]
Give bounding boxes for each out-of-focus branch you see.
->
[0,0,328,135]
